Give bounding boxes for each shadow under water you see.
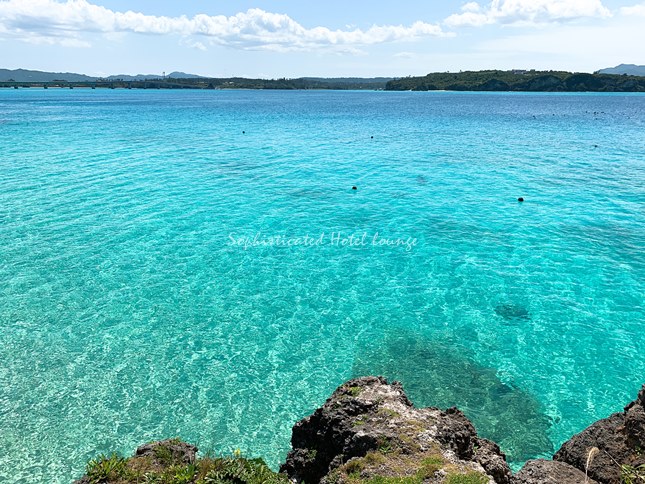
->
[352,331,553,464]
[494,303,531,323]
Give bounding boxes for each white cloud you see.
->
[179,38,207,51]
[462,2,482,13]
[0,0,448,49]
[394,51,416,59]
[445,0,611,27]
[446,11,491,27]
[619,2,645,16]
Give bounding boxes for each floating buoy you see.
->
[242,131,245,134]
[352,186,357,190]
[517,197,524,202]
[371,136,374,139]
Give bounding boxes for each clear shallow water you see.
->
[0,89,643,482]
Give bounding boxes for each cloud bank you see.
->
[619,2,645,16]
[0,0,448,49]
[445,0,611,27]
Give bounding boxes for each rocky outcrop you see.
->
[479,79,511,91]
[552,385,645,484]
[284,378,645,484]
[512,459,598,484]
[520,75,564,91]
[281,376,511,483]
[73,378,645,484]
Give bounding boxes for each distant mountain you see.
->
[597,64,645,76]
[105,74,163,81]
[167,71,204,79]
[0,68,96,82]
[103,72,204,81]
[0,68,204,82]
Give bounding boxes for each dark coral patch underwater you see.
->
[352,331,553,464]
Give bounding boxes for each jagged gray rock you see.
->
[281,376,511,483]
[512,459,598,483]
[553,384,645,484]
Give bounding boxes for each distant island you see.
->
[385,69,645,92]
[0,68,393,90]
[2,66,645,92]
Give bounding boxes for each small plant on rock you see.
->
[445,471,489,484]
[621,464,645,484]
[85,453,128,483]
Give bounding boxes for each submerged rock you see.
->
[494,303,530,322]
[281,376,512,483]
[553,384,645,484]
[352,333,553,462]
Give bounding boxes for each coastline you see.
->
[2,70,645,92]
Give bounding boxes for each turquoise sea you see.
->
[0,89,643,482]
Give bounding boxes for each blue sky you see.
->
[0,0,643,77]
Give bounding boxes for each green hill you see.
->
[386,70,645,92]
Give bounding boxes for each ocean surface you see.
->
[0,89,643,482]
